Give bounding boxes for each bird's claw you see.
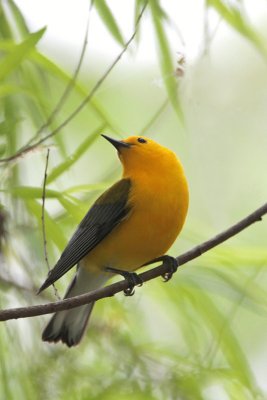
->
[142,255,179,282]
[161,256,179,282]
[162,271,174,282]
[105,267,143,296]
[122,271,143,296]
[124,286,135,296]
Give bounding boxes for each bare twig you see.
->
[100,97,170,182]
[23,1,93,151]
[41,149,50,271]
[0,202,266,321]
[41,149,60,300]
[206,262,265,367]
[201,2,222,57]
[139,98,169,135]
[0,2,148,164]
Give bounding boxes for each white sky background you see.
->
[13,0,267,70]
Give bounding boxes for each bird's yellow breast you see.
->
[85,150,189,272]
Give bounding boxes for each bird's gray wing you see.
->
[38,178,132,293]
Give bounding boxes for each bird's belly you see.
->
[85,190,186,272]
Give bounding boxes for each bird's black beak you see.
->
[101,134,131,150]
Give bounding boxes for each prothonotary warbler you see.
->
[38,135,189,346]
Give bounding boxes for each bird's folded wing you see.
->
[38,178,132,293]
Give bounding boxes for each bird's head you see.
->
[102,134,178,177]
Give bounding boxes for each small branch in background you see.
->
[22,0,94,151]
[41,149,50,271]
[0,205,7,252]
[201,4,221,57]
[41,149,60,300]
[139,98,169,136]
[0,1,148,164]
[0,202,266,322]
[205,262,265,367]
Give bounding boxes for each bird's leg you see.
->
[105,266,143,296]
[142,255,179,282]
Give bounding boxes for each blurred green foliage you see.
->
[0,0,267,399]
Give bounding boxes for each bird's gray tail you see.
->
[42,267,108,347]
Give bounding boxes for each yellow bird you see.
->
[38,135,189,346]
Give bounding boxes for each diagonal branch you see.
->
[41,149,50,272]
[23,1,93,150]
[0,2,148,164]
[41,148,61,300]
[0,202,266,321]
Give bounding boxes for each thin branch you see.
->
[41,149,60,300]
[100,97,170,182]
[41,149,50,271]
[139,98,169,135]
[205,262,265,367]
[23,1,93,151]
[0,202,266,321]
[0,2,148,164]
[201,1,222,57]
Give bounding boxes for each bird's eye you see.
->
[137,137,147,144]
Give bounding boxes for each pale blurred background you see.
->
[1,1,267,399]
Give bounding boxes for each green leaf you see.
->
[188,283,259,394]
[63,182,110,194]
[133,0,148,46]
[149,0,184,123]
[0,83,33,99]
[207,0,267,57]
[0,143,6,156]
[47,124,104,184]
[94,0,125,46]
[30,50,122,134]
[0,3,13,39]
[26,199,66,250]
[3,97,19,178]
[186,266,267,316]
[4,186,61,199]
[58,196,85,222]
[6,0,30,37]
[0,28,46,81]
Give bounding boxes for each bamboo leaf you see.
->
[30,51,121,133]
[0,143,6,156]
[188,283,259,394]
[0,3,13,39]
[207,0,267,57]
[6,0,30,36]
[0,28,46,81]
[94,0,125,46]
[3,186,61,199]
[26,199,66,250]
[149,0,184,123]
[3,97,19,176]
[47,125,104,184]
[0,83,33,99]
[58,196,85,222]
[63,182,110,194]
[186,266,267,315]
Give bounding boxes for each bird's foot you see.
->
[105,266,143,296]
[142,255,179,282]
